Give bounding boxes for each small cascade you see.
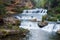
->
[19,21,40,30]
[41,24,55,32]
[22,8,47,15]
[53,24,60,32]
[14,8,60,33]
[19,21,60,32]
[13,8,60,40]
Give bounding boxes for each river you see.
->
[19,21,60,40]
[16,12,60,40]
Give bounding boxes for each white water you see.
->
[19,21,60,32]
[15,9,60,32]
[14,9,60,40]
[19,21,40,30]
[42,24,60,32]
[16,15,60,32]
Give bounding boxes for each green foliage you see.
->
[42,15,58,22]
[47,17,57,22]
[47,9,57,17]
[56,14,60,20]
[6,23,20,30]
[15,6,29,13]
[0,3,6,15]
[40,0,47,8]
[7,24,13,29]
[47,0,60,21]
[42,15,48,21]
[54,7,60,13]
[33,0,47,8]
[12,26,20,30]
[19,28,29,34]
[56,14,60,18]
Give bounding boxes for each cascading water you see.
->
[42,23,60,32]
[15,9,60,32]
[14,9,60,40]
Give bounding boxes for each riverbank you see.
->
[0,16,29,38]
[0,29,29,38]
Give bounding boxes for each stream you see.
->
[19,21,60,40]
[1,9,60,40]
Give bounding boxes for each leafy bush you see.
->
[48,17,57,22]
[56,14,60,21]
[15,6,29,13]
[42,15,48,21]
[0,4,6,15]
[54,7,60,13]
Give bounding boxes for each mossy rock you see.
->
[56,30,60,35]
[38,21,48,28]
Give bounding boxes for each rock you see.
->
[0,16,29,38]
[38,21,48,28]
[0,29,29,38]
[6,11,17,15]
[30,18,37,22]
[56,30,60,34]
[3,17,21,26]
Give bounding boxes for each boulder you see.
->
[56,30,60,34]
[3,17,21,26]
[30,18,37,22]
[38,21,48,28]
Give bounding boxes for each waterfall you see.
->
[14,8,60,33]
[19,18,60,32]
[19,21,40,30]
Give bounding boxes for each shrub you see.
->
[15,6,29,13]
[0,4,6,16]
[54,7,60,13]
[48,17,57,22]
[42,15,48,21]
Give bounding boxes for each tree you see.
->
[0,1,6,16]
[33,0,48,8]
[40,0,47,8]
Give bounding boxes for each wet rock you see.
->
[30,18,37,22]
[56,30,60,34]
[38,21,48,28]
